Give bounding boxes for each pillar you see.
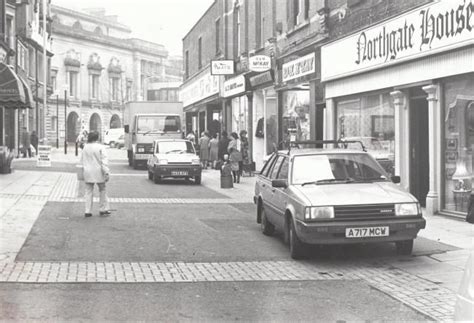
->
[247,93,253,162]
[324,98,336,140]
[423,84,440,215]
[390,90,409,190]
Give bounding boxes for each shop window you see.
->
[336,92,395,175]
[442,75,474,214]
[110,77,120,101]
[282,90,310,144]
[91,74,99,99]
[198,37,202,69]
[69,71,78,98]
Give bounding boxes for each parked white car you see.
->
[454,252,474,322]
[104,128,124,148]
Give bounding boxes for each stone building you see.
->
[48,5,178,144]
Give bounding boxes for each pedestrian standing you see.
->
[218,131,230,161]
[209,133,219,169]
[30,131,38,156]
[80,131,111,218]
[228,132,242,183]
[21,127,31,158]
[199,131,210,169]
[186,130,196,145]
[240,130,250,176]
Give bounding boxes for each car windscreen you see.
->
[292,154,388,185]
[137,116,180,133]
[157,141,195,154]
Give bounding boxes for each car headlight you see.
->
[137,147,145,153]
[192,159,200,165]
[157,159,168,165]
[305,206,334,221]
[395,203,419,216]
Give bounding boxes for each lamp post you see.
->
[64,89,67,155]
[56,94,59,148]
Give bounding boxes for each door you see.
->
[409,91,429,206]
[272,157,290,229]
[266,155,285,221]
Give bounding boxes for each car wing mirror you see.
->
[272,179,288,188]
[391,176,401,184]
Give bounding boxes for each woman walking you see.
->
[199,131,210,168]
[209,133,219,169]
[80,131,111,218]
[228,132,242,183]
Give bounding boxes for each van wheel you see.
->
[148,171,153,180]
[132,160,139,170]
[260,208,275,236]
[289,219,305,260]
[396,240,413,255]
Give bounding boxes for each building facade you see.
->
[0,0,53,155]
[48,5,178,144]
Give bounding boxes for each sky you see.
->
[51,0,215,56]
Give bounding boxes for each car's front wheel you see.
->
[260,207,275,236]
[153,172,162,184]
[148,170,153,180]
[395,239,413,255]
[195,175,201,185]
[288,218,305,260]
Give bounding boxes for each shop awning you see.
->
[19,76,34,109]
[0,62,31,109]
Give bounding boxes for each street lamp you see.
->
[64,88,67,154]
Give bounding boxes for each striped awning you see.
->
[0,62,32,109]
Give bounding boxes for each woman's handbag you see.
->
[76,164,84,181]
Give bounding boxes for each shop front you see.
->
[276,51,322,149]
[321,0,474,218]
[180,68,221,140]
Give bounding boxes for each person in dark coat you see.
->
[21,127,31,158]
[30,131,38,155]
[218,131,230,161]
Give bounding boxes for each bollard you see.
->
[75,142,78,156]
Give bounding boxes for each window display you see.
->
[282,90,310,144]
[336,92,395,176]
[443,74,474,214]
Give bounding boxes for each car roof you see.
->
[276,148,369,157]
[153,139,189,143]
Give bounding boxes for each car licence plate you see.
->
[345,226,389,238]
[172,171,188,176]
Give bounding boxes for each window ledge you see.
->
[286,20,310,37]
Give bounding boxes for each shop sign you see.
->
[36,145,51,167]
[249,55,271,72]
[223,75,246,98]
[282,53,316,83]
[321,0,474,81]
[211,60,235,75]
[179,70,220,107]
[249,71,274,88]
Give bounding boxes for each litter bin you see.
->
[0,146,14,174]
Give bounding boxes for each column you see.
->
[247,93,253,163]
[324,98,336,140]
[390,90,406,184]
[423,84,440,215]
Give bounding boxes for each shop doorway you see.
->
[198,111,206,136]
[67,111,80,143]
[409,89,429,206]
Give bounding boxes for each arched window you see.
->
[72,21,83,30]
[94,26,103,35]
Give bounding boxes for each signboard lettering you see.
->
[223,75,246,98]
[211,60,235,75]
[249,71,274,88]
[36,145,51,167]
[322,0,474,81]
[282,53,316,83]
[179,70,220,107]
[249,55,271,72]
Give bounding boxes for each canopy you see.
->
[0,62,32,109]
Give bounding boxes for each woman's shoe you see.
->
[85,213,92,218]
[99,210,112,217]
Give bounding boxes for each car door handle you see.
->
[271,189,275,193]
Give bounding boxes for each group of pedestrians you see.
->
[187,130,251,184]
[20,127,38,158]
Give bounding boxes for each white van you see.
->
[104,128,124,148]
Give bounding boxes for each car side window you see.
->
[261,153,277,178]
[269,156,284,180]
[277,158,289,180]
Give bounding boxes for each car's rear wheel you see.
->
[153,172,162,184]
[195,175,201,185]
[260,208,275,236]
[396,239,413,255]
[289,218,305,259]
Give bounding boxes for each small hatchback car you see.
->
[254,140,426,259]
[147,139,202,184]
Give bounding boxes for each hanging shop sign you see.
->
[321,0,474,81]
[36,145,51,167]
[211,60,235,75]
[282,53,316,83]
[179,70,220,107]
[249,55,271,72]
[249,70,274,88]
[223,74,246,98]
